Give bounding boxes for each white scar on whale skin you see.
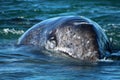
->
[73,22,89,25]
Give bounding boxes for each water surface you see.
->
[0,0,120,80]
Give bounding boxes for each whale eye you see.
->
[49,36,56,41]
[48,29,57,41]
[46,30,57,49]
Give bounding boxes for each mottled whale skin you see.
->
[17,16,111,62]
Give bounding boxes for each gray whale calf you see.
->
[17,16,112,62]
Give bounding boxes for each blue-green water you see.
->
[0,0,120,80]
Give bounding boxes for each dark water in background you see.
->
[0,0,120,80]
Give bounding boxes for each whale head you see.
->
[18,16,111,61]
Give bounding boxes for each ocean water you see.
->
[0,0,120,80]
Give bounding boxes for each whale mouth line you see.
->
[54,47,77,58]
[54,47,100,61]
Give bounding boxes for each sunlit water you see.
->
[0,0,120,80]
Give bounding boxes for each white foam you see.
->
[99,57,113,62]
[0,28,24,35]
